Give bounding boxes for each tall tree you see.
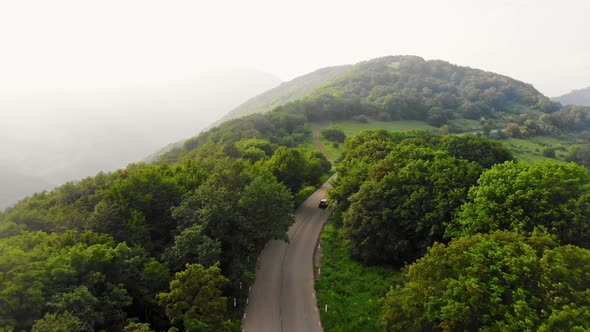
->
[163,225,221,271]
[448,161,590,248]
[344,154,482,265]
[266,147,308,193]
[381,231,590,331]
[441,135,513,168]
[158,263,229,332]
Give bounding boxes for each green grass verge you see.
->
[316,222,400,332]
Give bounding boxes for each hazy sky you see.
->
[1,0,589,97]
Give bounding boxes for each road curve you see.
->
[242,177,334,332]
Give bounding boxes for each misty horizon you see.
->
[0,68,281,208]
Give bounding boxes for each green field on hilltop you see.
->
[307,120,437,162]
[305,120,576,166]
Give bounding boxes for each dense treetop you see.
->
[381,231,590,331]
[0,157,305,331]
[448,161,590,248]
[329,130,513,266]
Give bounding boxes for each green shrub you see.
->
[294,185,317,207]
[543,146,556,158]
[321,127,346,143]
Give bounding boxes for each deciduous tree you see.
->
[158,263,228,332]
[449,161,590,248]
[344,155,481,265]
[381,231,590,331]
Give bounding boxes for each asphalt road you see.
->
[242,177,334,332]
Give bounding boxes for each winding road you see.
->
[242,176,334,332]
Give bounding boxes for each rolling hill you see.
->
[160,55,561,163]
[222,55,557,128]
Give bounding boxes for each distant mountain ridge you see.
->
[553,87,590,106]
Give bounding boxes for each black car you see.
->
[319,198,328,209]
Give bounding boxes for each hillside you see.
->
[294,55,557,125]
[149,66,349,161]
[160,55,563,164]
[218,55,559,133]
[553,87,590,106]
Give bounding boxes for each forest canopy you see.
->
[381,231,590,331]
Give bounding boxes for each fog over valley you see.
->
[0,69,281,208]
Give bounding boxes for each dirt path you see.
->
[313,124,330,161]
